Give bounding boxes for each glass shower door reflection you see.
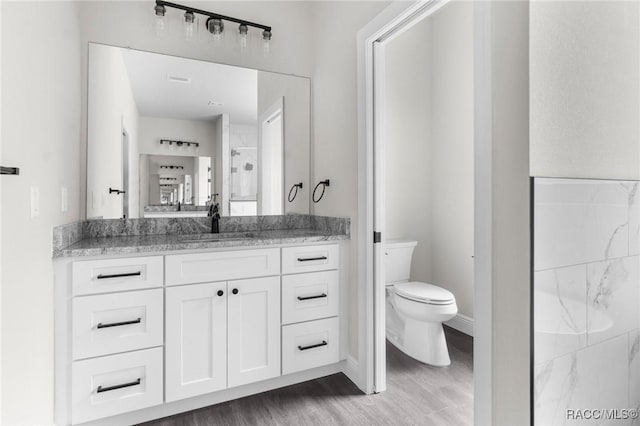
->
[230,147,258,216]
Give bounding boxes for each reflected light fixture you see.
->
[154,1,272,52]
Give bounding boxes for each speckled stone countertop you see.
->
[52,215,350,258]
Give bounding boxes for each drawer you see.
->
[72,289,163,360]
[165,248,280,286]
[282,317,339,375]
[72,256,163,296]
[282,244,339,275]
[282,271,339,325]
[71,347,163,424]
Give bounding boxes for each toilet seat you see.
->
[394,282,455,305]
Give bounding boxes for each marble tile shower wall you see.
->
[534,178,640,425]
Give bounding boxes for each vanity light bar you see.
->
[160,165,185,170]
[160,139,199,148]
[155,0,272,33]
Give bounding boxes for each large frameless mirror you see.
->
[86,43,310,219]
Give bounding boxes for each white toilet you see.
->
[385,239,458,366]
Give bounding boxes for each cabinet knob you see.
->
[217,290,224,297]
[232,288,239,295]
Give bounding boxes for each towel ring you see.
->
[312,179,330,203]
[288,182,303,202]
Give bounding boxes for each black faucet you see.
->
[208,202,220,233]
[177,201,181,212]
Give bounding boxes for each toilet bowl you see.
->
[385,240,458,366]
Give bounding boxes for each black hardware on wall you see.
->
[0,166,19,175]
[109,187,126,195]
[288,182,303,202]
[312,179,330,203]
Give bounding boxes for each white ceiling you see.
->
[121,48,258,124]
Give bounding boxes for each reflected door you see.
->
[258,98,284,215]
[122,128,130,219]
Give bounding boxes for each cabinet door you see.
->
[165,282,227,402]
[227,276,281,387]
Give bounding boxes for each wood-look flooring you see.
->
[141,326,473,426]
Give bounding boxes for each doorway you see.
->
[357,0,494,423]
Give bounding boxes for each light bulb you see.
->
[183,11,196,41]
[207,18,224,43]
[153,4,167,37]
[262,29,272,56]
[238,24,248,51]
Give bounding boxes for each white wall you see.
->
[384,16,433,292]
[86,43,140,219]
[384,2,474,319]
[311,0,391,358]
[530,1,640,180]
[491,2,530,424]
[79,1,316,219]
[258,71,310,214]
[1,2,82,424]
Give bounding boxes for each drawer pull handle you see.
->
[96,271,142,280]
[298,340,328,351]
[97,378,141,393]
[297,256,327,262]
[97,318,142,329]
[297,293,327,301]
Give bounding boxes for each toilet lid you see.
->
[394,282,455,305]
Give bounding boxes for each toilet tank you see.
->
[384,239,418,284]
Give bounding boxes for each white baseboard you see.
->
[445,313,474,337]
[342,355,362,390]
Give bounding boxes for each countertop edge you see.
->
[53,233,350,259]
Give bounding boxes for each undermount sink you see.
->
[179,232,255,243]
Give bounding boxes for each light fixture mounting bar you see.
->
[155,0,271,32]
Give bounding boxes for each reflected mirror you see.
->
[86,43,310,219]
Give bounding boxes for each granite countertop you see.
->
[53,229,349,258]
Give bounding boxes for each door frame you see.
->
[121,125,129,219]
[356,1,494,424]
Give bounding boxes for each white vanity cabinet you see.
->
[165,281,228,402]
[227,276,281,387]
[55,242,344,425]
[165,275,280,401]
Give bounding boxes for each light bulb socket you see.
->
[238,23,248,36]
[262,30,272,41]
[184,11,195,23]
[154,4,166,16]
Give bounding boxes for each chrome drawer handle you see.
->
[297,256,327,262]
[97,378,141,393]
[297,293,327,301]
[97,318,141,329]
[298,340,328,351]
[97,271,141,280]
